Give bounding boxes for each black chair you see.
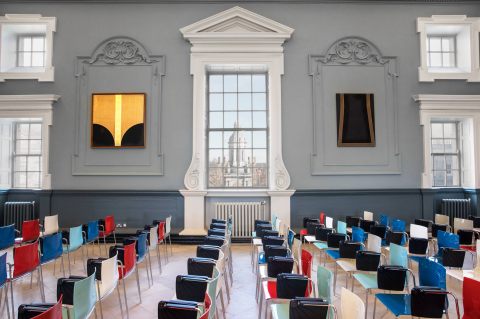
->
[208,229,225,237]
[264,245,289,261]
[458,229,476,246]
[408,237,429,255]
[307,222,323,235]
[360,220,377,233]
[468,215,480,228]
[411,287,460,319]
[203,235,225,247]
[175,275,210,302]
[289,297,333,319]
[276,273,310,299]
[355,251,381,272]
[187,257,216,278]
[158,299,200,319]
[377,265,410,291]
[303,218,320,229]
[210,223,226,230]
[370,225,388,240]
[441,248,470,268]
[315,228,334,242]
[432,224,449,238]
[346,216,362,228]
[212,218,226,224]
[256,224,273,238]
[262,236,284,247]
[327,233,347,249]
[196,245,220,260]
[260,230,279,239]
[414,219,433,230]
[339,242,363,259]
[267,256,295,278]
[385,230,406,245]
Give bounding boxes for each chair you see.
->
[469,215,480,228]
[0,224,15,250]
[463,276,480,319]
[18,295,63,319]
[316,266,333,304]
[391,219,406,232]
[385,230,407,246]
[113,242,140,319]
[346,216,361,228]
[458,229,477,251]
[43,215,59,236]
[441,247,472,268]
[40,232,65,277]
[57,271,97,319]
[324,233,348,263]
[199,293,212,319]
[157,300,201,319]
[83,220,100,257]
[419,258,446,288]
[334,242,363,292]
[135,232,154,287]
[256,256,294,302]
[369,225,387,243]
[156,221,168,263]
[325,217,333,229]
[18,219,40,244]
[147,224,162,274]
[351,227,365,244]
[268,297,335,319]
[0,253,9,319]
[435,213,450,225]
[379,214,389,227]
[359,220,376,233]
[437,230,460,257]
[7,241,45,319]
[408,237,429,264]
[414,218,433,230]
[410,224,428,239]
[165,216,172,255]
[99,215,116,254]
[366,233,382,253]
[62,225,86,275]
[454,217,473,233]
[340,288,364,319]
[364,211,374,221]
[206,268,220,319]
[337,221,347,235]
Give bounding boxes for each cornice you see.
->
[0,0,478,3]
[413,94,480,109]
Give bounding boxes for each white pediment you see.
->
[180,6,294,49]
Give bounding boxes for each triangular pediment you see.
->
[180,6,294,39]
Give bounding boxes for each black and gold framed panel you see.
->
[91,93,146,148]
[336,93,375,147]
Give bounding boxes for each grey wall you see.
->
[1,1,480,230]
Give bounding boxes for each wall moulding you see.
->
[308,36,401,175]
[73,36,166,176]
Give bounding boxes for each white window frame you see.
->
[414,95,480,189]
[417,15,480,82]
[430,121,462,187]
[12,121,43,189]
[0,14,56,82]
[0,95,60,189]
[16,34,46,68]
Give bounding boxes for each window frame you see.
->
[206,71,270,189]
[430,121,461,187]
[12,121,43,189]
[16,34,46,68]
[426,35,457,69]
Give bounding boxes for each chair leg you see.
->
[365,289,369,318]
[135,266,142,303]
[257,291,263,319]
[168,234,172,256]
[333,263,338,295]
[122,279,129,319]
[61,255,66,277]
[9,281,14,319]
[148,253,154,286]
[156,245,162,274]
[97,283,104,319]
[223,273,230,303]
[116,283,124,319]
[373,296,377,319]
[67,249,72,276]
[103,235,107,256]
[81,246,87,272]
[38,266,45,302]
[4,285,10,319]
[219,290,227,319]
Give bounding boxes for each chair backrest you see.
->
[119,242,136,277]
[315,227,333,242]
[435,213,450,225]
[104,215,115,234]
[325,217,333,229]
[379,214,389,227]
[408,237,429,255]
[264,245,288,260]
[0,253,6,287]
[389,243,408,267]
[72,272,97,319]
[463,277,480,319]
[364,210,374,221]
[207,268,219,319]
[367,233,382,253]
[316,266,333,304]
[197,245,220,260]
[98,254,119,298]
[391,219,406,232]
[267,256,294,278]
[158,221,166,240]
[165,216,172,234]
[0,224,15,250]
[432,223,449,238]
[370,225,387,239]
[337,221,347,235]
[437,230,460,252]
[377,265,408,291]
[13,241,40,278]
[359,220,376,233]
[40,232,63,264]
[68,225,84,251]
[22,219,40,242]
[327,233,346,248]
[346,216,361,228]
[386,230,406,246]
[289,297,331,319]
[410,287,449,318]
[458,229,475,245]
[301,249,313,278]
[355,251,381,271]
[263,236,284,247]
[136,232,148,260]
[149,225,159,249]
[319,212,325,225]
[31,296,63,319]
[441,248,466,268]
[454,217,473,233]
[414,219,433,230]
[339,242,363,259]
[287,229,295,249]
[276,273,310,299]
[44,215,59,236]
[86,220,99,242]
[419,258,446,289]
[351,227,365,243]
[410,224,428,239]
[340,288,365,319]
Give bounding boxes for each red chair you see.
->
[301,249,315,296]
[7,241,45,318]
[99,215,116,254]
[463,277,480,319]
[199,293,212,319]
[319,212,325,225]
[158,221,168,262]
[29,295,63,319]
[117,242,141,319]
[19,219,40,244]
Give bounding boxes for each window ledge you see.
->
[0,67,54,82]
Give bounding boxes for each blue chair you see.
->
[40,232,65,277]
[136,232,154,287]
[0,225,15,250]
[83,220,100,257]
[287,229,295,250]
[63,225,86,275]
[351,227,365,243]
[0,252,9,319]
[379,215,389,227]
[419,258,446,289]
[437,230,460,256]
[391,219,406,232]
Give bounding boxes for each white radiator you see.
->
[215,202,268,238]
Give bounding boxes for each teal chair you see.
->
[353,243,408,317]
[63,225,86,275]
[337,221,347,235]
[207,267,220,319]
[62,272,97,319]
[317,265,334,303]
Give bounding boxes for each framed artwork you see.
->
[91,93,146,148]
[336,93,375,147]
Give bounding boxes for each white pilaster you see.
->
[179,190,208,235]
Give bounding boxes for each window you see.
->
[427,36,456,68]
[17,35,45,67]
[431,122,460,187]
[207,73,268,188]
[13,122,42,188]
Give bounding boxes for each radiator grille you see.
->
[4,201,35,231]
[215,202,268,238]
[441,198,471,225]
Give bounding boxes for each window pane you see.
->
[209,131,222,148]
[32,53,44,67]
[209,168,224,188]
[224,112,237,128]
[209,94,223,111]
[238,75,251,92]
[443,123,456,138]
[15,156,27,171]
[445,155,459,170]
[442,37,454,51]
[27,172,39,188]
[224,75,237,92]
[238,112,252,128]
[252,111,267,128]
[238,93,251,110]
[16,123,30,139]
[29,124,41,139]
[16,140,29,154]
[252,93,267,110]
[252,75,266,92]
[14,172,27,188]
[22,37,32,51]
[431,139,444,153]
[253,149,267,165]
[29,140,41,154]
[253,167,267,187]
[18,52,31,67]
[238,131,252,148]
[431,123,443,138]
[209,149,223,166]
[224,131,235,148]
[27,156,40,171]
[242,149,252,165]
[444,139,457,153]
[429,52,442,67]
[433,155,446,170]
[433,171,446,187]
[253,131,267,148]
[224,93,237,110]
[209,112,223,129]
[209,75,223,92]
[442,53,454,67]
[429,37,441,51]
[32,37,44,51]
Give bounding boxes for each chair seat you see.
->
[353,273,378,290]
[325,249,340,260]
[461,245,476,252]
[270,303,289,319]
[376,293,411,317]
[259,264,268,279]
[336,259,357,273]
[313,242,328,250]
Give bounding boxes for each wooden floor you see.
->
[1,243,465,319]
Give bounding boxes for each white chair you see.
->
[454,218,474,233]
[410,224,428,239]
[275,218,281,234]
[341,287,365,319]
[43,214,59,236]
[96,254,123,319]
[216,251,229,317]
[165,216,172,255]
[367,233,382,253]
[364,211,374,221]
[435,213,450,225]
[325,217,333,229]
[148,224,162,274]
